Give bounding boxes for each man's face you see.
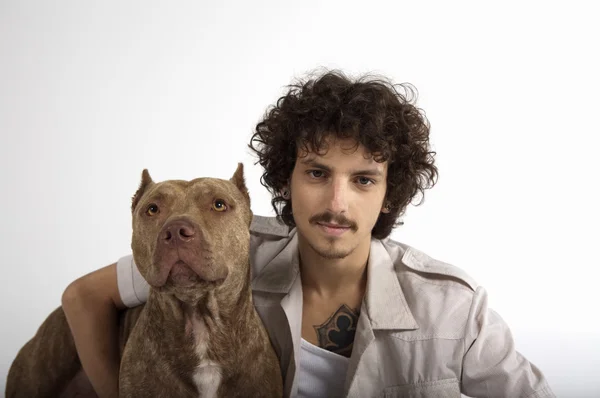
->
[289,137,388,260]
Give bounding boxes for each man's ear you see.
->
[230,162,251,205]
[131,169,154,213]
[381,201,391,214]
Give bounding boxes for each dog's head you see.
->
[130,163,253,303]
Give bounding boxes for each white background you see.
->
[1,1,598,396]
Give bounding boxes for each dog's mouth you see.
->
[168,261,200,286]
[149,256,228,290]
[145,240,230,289]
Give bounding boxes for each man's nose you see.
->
[326,179,349,213]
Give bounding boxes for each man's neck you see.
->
[297,236,370,299]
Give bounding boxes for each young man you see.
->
[62,71,555,397]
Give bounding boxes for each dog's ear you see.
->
[230,163,250,205]
[131,169,154,213]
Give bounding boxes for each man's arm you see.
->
[61,263,125,398]
[461,287,555,398]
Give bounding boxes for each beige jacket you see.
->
[117,215,555,398]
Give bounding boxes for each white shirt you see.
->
[297,338,349,398]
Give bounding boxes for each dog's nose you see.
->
[161,220,196,244]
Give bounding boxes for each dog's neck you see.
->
[150,263,254,333]
[181,286,253,327]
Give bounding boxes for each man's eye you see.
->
[357,177,373,186]
[146,204,159,216]
[309,170,325,178]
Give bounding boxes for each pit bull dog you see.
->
[6,164,283,398]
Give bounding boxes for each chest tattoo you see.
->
[313,304,359,358]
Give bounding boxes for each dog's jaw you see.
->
[148,247,229,289]
[159,279,224,305]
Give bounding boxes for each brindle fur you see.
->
[6,164,282,398]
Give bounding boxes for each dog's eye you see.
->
[146,204,159,216]
[212,199,227,212]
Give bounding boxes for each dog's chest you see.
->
[186,315,222,398]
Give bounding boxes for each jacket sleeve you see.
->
[116,254,150,307]
[461,287,555,398]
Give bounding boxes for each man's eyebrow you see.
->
[299,158,384,177]
[299,158,332,172]
[352,169,384,177]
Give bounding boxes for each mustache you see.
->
[309,212,358,231]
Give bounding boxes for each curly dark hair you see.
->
[248,70,438,239]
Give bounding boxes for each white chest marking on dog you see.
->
[189,314,222,398]
[193,360,222,398]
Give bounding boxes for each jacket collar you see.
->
[364,240,418,330]
[251,230,419,330]
[251,229,301,294]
